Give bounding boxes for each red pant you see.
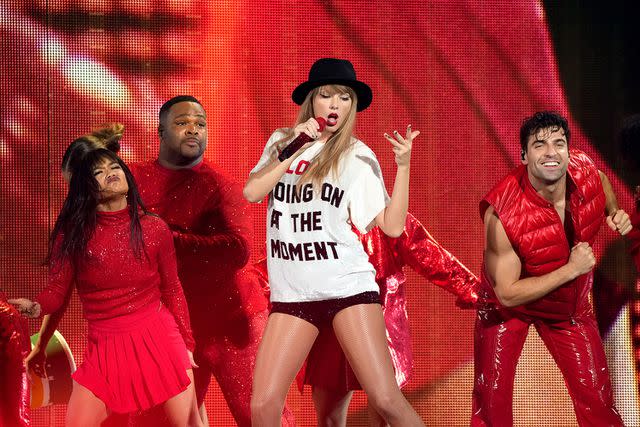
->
[193,309,295,427]
[471,307,623,427]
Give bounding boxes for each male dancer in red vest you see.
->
[472,111,631,426]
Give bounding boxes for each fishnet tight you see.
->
[251,303,424,426]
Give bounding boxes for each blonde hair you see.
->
[85,123,124,152]
[61,123,124,174]
[274,85,358,191]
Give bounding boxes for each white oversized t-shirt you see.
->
[251,130,390,302]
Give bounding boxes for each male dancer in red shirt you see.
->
[130,95,293,426]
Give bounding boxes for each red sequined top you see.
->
[130,160,266,331]
[35,209,195,351]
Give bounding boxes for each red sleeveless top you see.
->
[479,150,605,320]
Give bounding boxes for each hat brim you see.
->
[292,79,372,112]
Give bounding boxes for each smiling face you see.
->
[159,101,208,166]
[312,85,355,133]
[93,156,129,198]
[522,125,569,189]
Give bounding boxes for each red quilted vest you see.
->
[479,149,606,320]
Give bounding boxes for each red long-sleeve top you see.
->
[35,209,195,351]
[130,160,266,331]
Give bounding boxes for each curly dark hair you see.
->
[49,149,148,268]
[158,95,202,124]
[519,111,571,156]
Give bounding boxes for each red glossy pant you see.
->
[471,306,623,427]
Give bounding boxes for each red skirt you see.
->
[73,302,191,413]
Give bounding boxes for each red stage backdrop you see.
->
[1,0,637,425]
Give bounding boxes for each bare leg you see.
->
[366,399,388,427]
[312,386,353,427]
[251,313,319,426]
[198,403,209,426]
[163,369,204,427]
[332,304,424,427]
[65,380,109,427]
[310,371,387,427]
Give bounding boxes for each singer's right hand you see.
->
[293,118,322,140]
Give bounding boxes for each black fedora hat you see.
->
[292,58,372,111]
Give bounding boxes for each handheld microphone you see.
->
[278,117,327,162]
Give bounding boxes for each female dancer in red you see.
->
[11,145,203,427]
[26,127,123,379]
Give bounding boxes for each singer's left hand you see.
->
[384,125,419,168]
